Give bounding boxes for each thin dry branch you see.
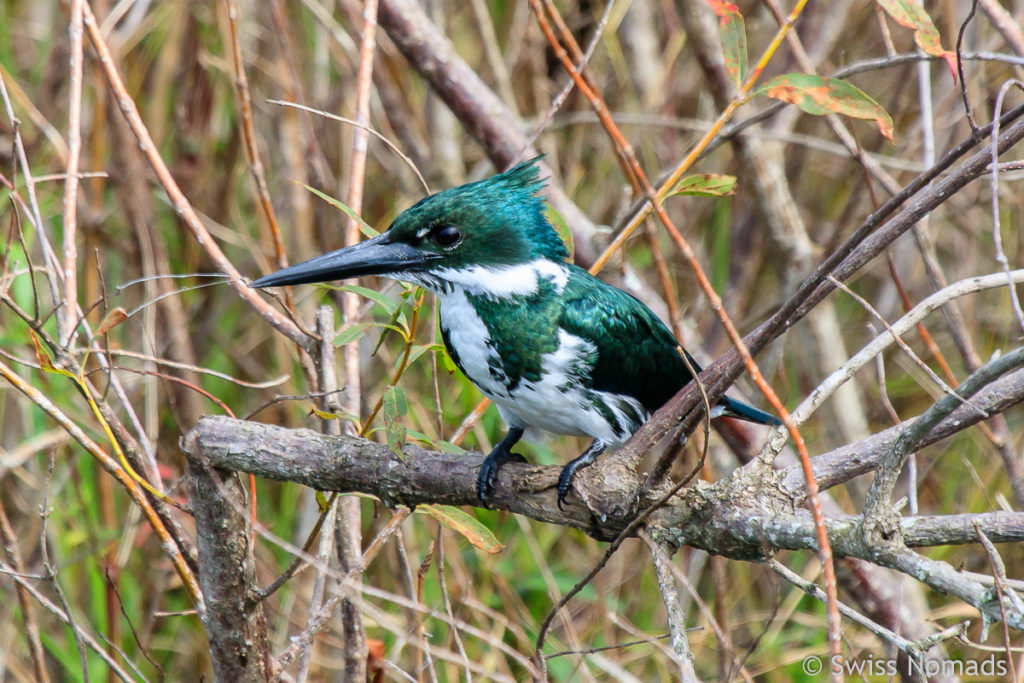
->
[618,107,1024,466]
[779,367,1024,498]
[80,0,310,351]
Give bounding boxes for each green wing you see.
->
[558,268,696,413]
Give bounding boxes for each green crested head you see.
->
[386,157,569,268]
[251,157,570,291]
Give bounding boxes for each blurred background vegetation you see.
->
[2,0,1024,680]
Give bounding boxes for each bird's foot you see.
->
[556,441,606,510]
[556,466,577,511]
[476,447,527,508]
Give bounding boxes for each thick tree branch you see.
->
[183,416,1024,551]
[183,414,1024,635]
[186,456,271,681]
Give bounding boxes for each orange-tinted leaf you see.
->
[418,504,504,553]
[755,73,895,143]
[96,307,128,336]
[876,0,958,79]
[705,0,738,15]
[366,638,386,683]
[707,0,747,88]
[29,331,75,379]
[29,330,56,371]
[668,174,737,198]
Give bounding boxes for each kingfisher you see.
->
[252,159,780,509]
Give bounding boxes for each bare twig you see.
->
[0,497,50,683]
[61,0,84,347]
[863,347,1024,525]
[990,80,1024,333]
[641,531,699,682]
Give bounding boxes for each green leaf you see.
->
[435,440,466,455]
[418,504,504,553]
[667,174,737,198]
[439,346,459,375]
[382,386,407,459]
[544,205,574,262]
[295,181,379,238]
[328,284,399,315]
[30,331,75,379]
[310,406,361,425]
[315,490,330,511]
[399,343,445,371]
[707,0,747,87]
[371,304,411,356]
[335,321,407,348]
[334,322,372,347]
[754,73,895,143]
[407,430,467,455]
[876,0,957,79]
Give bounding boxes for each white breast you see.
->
[438,288,512,399]
[438,297,648,446]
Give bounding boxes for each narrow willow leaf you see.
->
[328,284,399,316]
[30,331,73,379]
[382,386,407,459]
[398,343,445,371]
[707,0,747,87]
[406,430,467,455]
[754,73,895,143]
[667,174,737,198]
[295,181,379,238]
[311,406,360,425]
[334,322,372,347]
[876,0,957,78]
[418,504,504,553]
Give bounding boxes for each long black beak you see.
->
[250,233,437,288]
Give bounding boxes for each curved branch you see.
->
[779,367,1024,499]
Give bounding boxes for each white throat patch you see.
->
[434,259,568,298]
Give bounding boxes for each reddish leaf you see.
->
[705,0,739,14]
[754,73,895,143]
[706,0,747,88]
[96,307,128,336]
[876,0,958,80]
[366,638,385,683]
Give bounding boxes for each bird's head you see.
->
[251,158,569,293]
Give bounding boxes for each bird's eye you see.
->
[433,224,462,247]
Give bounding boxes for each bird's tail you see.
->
[717,396,782,426]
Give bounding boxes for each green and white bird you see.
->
[252,159,780,508]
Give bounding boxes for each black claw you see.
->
[556,440,607,511]
[476,450,527,507]
[556,467,575,510]
[476,427,526,508]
